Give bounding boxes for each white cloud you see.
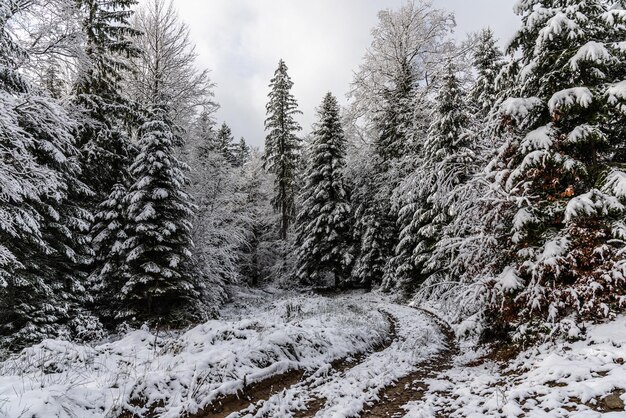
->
[173,0,518,148]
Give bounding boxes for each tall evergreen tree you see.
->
[216,122,237,164]
[295,93,351,287]
[0,2,96,348]
[406,33,508,328]
[73,0,140,326]
[233,137,250,167]
[119,107,198,322]
[72,0,139,203]
[42,59,66,99]
[486,0,626,338]
[351,60,415,289]
[470,28,504,119]
[392,62,472,290]
[264,59,302,240]
[348,1,453,289]
[88,183,129,324]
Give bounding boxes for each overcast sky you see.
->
[174,0,519,148]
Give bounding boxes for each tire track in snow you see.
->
[360,308,458,418]
[192,310,396,418]
[291,312,398,418]
[235,301,447,418]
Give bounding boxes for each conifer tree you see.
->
[234,137,250,167]
[348,1,453,288]
[88,183,129,323]
[216,122,237,165]
[119,107,198,322]
[487,0,626,337]
[194,110,216,148]
[0,3,95,347]
[470,28,504,119]
[352,183,398,288]
[351,65,414,289]
[393,62,472,290]
[72,0,139,203]
[295,93,351,287]
[42,59,66,99]
[406,33,507,325]
[264,59,302,240]
[71,0,140,327]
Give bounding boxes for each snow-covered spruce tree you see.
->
[470,28,504,119]
[458,27,507,179]
[438,32,506,269]
[348,1,454,289]
[264,59,302,240]
[393,62,472,291]
[74,0,140,325]
[350,179,395,288]
[72,0,139,203]
[234,137,250,168]
[88,183,129,324]
[486,0,626,340]
[406,34,508,337]
[350,53,416,290]
[215,122,237,165]
[42,59,66,100]
[295,93,351,287]
[0,2,98,349]
[363,78,420,288]
[119,107,198,323]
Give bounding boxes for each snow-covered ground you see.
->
[3,289,623,418]
[0,292,391,418]
[403,316,626,418]
[234,295,447,418]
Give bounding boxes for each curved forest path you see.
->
[196,293,456,418]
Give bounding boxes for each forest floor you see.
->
[0,289,625,417]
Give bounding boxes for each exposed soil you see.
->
[359,308,459,418]
[190,311,397,418]
[187,368,307,418]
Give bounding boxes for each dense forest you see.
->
[2,0,626,351]
[2,0,626,416]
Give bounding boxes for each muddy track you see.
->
[291,311,398,418]
[190,311,397,418]
[360,308,458,418]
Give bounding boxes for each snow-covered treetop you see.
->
[349,0,454,121]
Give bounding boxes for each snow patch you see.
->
[500,97,543,121]
[569,41,613,70]
[548,87,593,114]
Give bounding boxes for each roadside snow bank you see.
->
[0,295,389,418]
[403,316,626,417]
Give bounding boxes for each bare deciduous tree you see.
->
[348,0,455,125]
[128,0,216,129]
